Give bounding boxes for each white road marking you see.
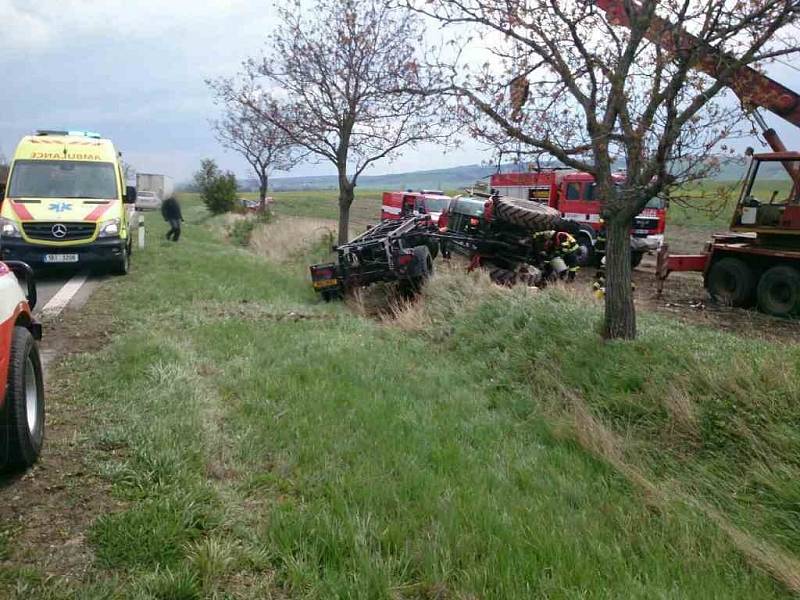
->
[39,272,89,318]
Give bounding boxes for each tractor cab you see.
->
[732,152,800,235]
[446,196,490,235]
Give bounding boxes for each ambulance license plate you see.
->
[44,254,79,264]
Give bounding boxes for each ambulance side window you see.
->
[584,183,596,201]
[566,183,581,201]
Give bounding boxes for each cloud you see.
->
[0,0,262,53]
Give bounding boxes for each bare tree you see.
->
[403,0,800,339]
[209,80,301,211]
[242,0,448,244]
[121,158,136,184]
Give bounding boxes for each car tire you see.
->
[3,327,45,469]
[631,251,645,269]
[757,265,800,317]
[707,257,756,307]
[113,246,130,276]
[494,197,564,232]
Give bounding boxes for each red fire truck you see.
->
[381,190,453,225]
[490,170,667,267]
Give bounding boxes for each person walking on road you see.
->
[161,196,183,242]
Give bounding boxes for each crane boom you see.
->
[594,0,800,140]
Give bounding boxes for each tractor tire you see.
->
[321,288,343,303]
[412,245,434,280]
[489,267,539,287]
[707,257,756,307]
[489,267,517,287]
[3,327,45,469]
[494,197,564,232]
[575,233,595,268]
[399,246,434,298]
[757,265,800,317]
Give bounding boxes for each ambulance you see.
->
[0,130,137,274]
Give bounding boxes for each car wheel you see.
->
[3,327,45,469]
[113,246,130,276]
[631,251,645,269]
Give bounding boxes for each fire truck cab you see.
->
[490,170,667,266]
[381,190,452,225]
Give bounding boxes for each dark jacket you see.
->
[161,197,183,221]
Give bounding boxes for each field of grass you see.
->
[0,195,798,597]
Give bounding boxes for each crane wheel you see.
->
[757,265,800,317]
[494,197,564,233]
[707,257,756,307]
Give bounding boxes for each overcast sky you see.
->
[0,0,485,183]
[1,1,797,184]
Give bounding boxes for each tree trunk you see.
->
[259,176,268,213]
[602,215,636,340]
[337,183,354,245]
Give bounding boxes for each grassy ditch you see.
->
[0,196,797,598]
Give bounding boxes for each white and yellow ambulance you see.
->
[0,130,136,274]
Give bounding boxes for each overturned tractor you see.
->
[309,193,581,299]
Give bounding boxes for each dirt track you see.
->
[630,256,800,343]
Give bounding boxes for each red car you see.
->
[0,261,44,469]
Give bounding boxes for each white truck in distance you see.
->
[135,173,174,210]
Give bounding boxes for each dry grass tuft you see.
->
[566,391,663,505]
[705,507,800,594]
[250,216,336,262]
[662,381,700,442]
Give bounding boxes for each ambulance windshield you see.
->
[8,160,117,199]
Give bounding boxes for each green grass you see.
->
[1,195,798,597]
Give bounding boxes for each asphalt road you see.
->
[32,269,106,317]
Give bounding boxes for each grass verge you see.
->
[0,195,796,598]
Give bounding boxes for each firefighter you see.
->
[532,229,581,281]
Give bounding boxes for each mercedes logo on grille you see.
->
[51,224,68,239]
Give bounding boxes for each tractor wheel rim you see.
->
[24,356,38,435]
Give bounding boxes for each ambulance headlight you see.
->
[0,218,21,238]
[98,218,120,238]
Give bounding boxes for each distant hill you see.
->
[195,156,778,194]
[239,163,500,193]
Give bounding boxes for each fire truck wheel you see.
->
[494,197,564,232]
[3,327,45,469]
[631,251,645,269]
[707,257,756,307]
[757,265,800,317]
